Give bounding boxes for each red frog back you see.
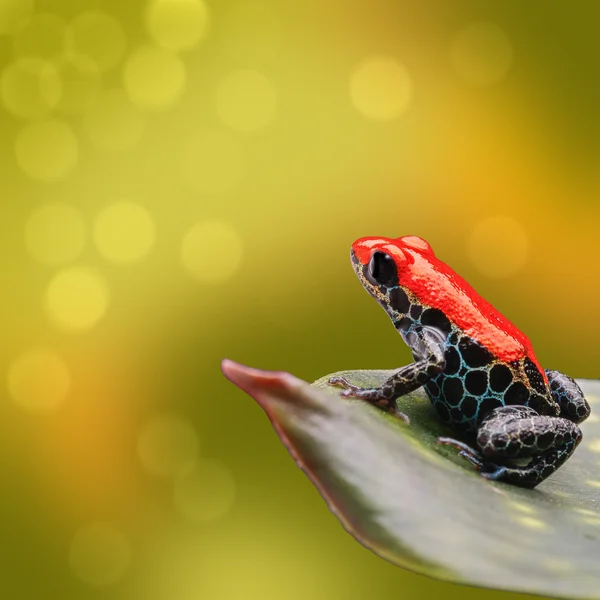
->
[352,235,543,372]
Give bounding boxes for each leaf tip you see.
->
[220,359,294,398]
[220,358,255,393]
[220,358,238,379]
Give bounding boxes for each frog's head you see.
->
[350,235,435,320]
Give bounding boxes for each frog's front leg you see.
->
[545,369,591,423]
[441,406,583,488]
[329,326,446,422]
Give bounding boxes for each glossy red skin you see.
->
[353,236,546,379]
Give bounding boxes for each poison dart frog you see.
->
[329,235,590,488]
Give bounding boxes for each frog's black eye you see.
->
[367,252,398,287]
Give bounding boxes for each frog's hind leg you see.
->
[329,326,446,423]
[545,369,591,423]
[474,405,582,488]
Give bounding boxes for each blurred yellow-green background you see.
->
[2,0,599,598]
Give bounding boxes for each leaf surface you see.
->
[222,360,600,599]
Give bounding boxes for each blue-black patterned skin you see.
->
[329,236,592,488]
[399,310,554,435]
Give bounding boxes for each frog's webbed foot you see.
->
[328,376,410,423]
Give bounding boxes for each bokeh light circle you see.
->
[145,0,210,52]
[467,216,529,278]
[7,349,70,414]
[16,120,78,182]
[83,89,146,151]
[69,523,131,586]
[123,46,186,110]
[0,0,34,34]
[181,220,243,283]
[451,22,513,86]
[93,201,156,264]
[221,3,280,65]
[13,13,67,59]
[174,459,236,523]
[1,57,62,119]
[66,10,127,73]
[45,267,109,332]
[137,414,200,478]
[216,70,277,132]
[350,55,412,120]
[25,203,86,266]
[181,130,246,194]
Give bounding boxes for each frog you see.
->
[329,235,590,488]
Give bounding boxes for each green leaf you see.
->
[221,360,600,599]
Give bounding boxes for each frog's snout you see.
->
[350,248,365,278]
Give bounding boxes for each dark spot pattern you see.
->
[537,431,555,451]
[505,381,528,404]
[427,379,440,397]
[389,287,410,313]
[465,370,487,395]
[343,255,592,486]
[394,316,412,332]
[443,377,463,406]
[459,337,494,368]
[479,397,502,418]
[410,304,422,320]
[460,395,478,419]
[530,393,558,416]
[444,347,461,375]
[489,364,512,392]
[419,321,561,433]
[421,308,452,334]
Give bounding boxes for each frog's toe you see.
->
[479,465,509,481]
[458,449,483,469]
[328,376,360,392]
[437,436,486,470]
[437,436,479,457]
[392,408,410,424]
[328,376,348,387]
